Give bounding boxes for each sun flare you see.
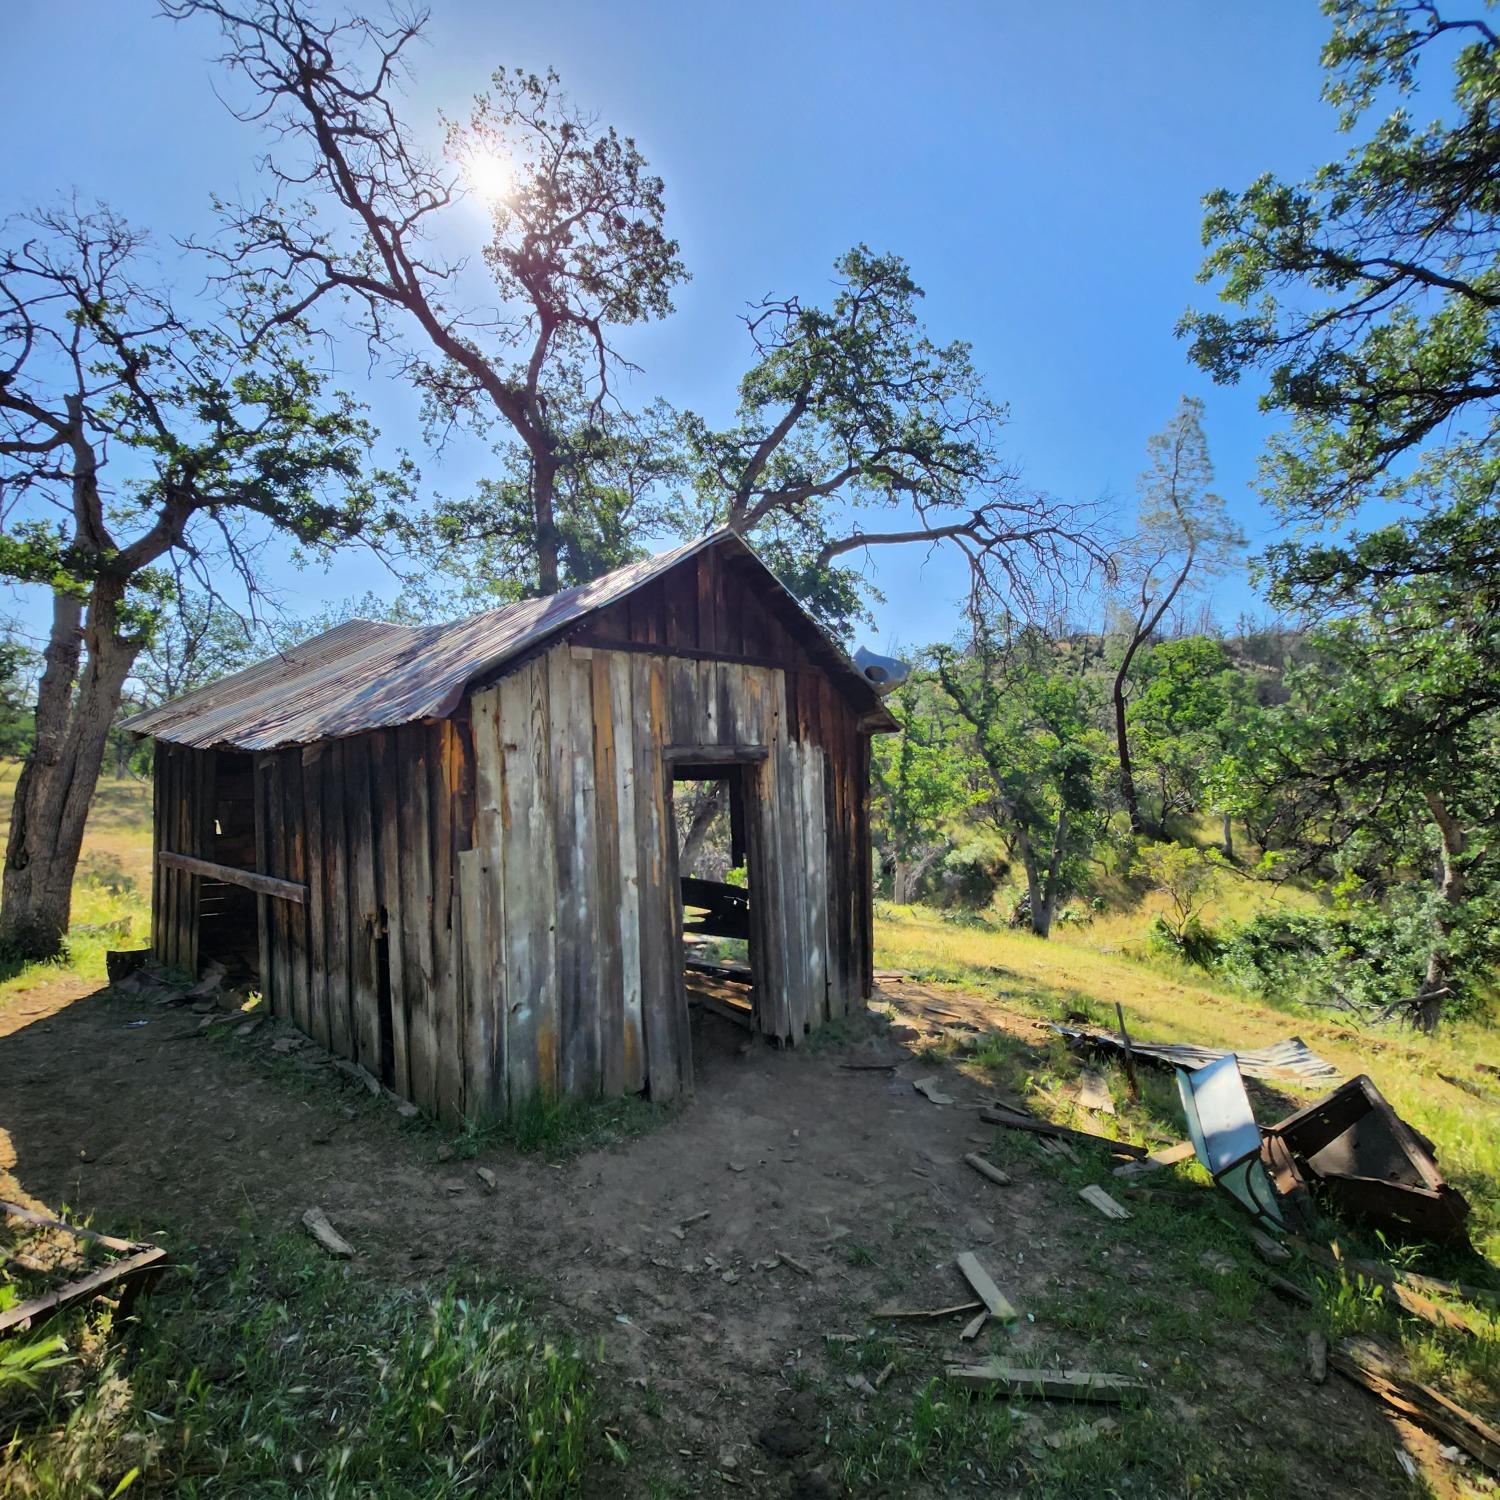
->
[464,148,511,206]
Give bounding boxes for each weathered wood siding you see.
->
[460,642,849,1110]
[149,543,883,1123]
[247,720,472,1123]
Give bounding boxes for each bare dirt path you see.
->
[0,976,1422,1496]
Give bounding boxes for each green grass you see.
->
[0,1232,603,1498]
[452,1089,677,1160]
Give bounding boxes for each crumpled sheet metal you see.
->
[1176,1054,1285,1230]
[1050,1022,1341,1085]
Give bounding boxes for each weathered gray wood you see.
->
[429,720,463,1123]
[589,653,626,1096]
[964,1153,1013,1188]
[302,745,331,1049]
[559,653,601,1095]
[498,659,557,1104]
[945,1361,1146,1402]
[608,650,646,1092]
[397,722,438,1115]
[663,742,768,763]
[370,729,410,1100]
[956,1252,1019,1322]
[251,757,273,1004]
[324,742,354,1061]
[344,735,383,1079]
[156,851,307,905]
[468,689,505,1116]
[632,653,682,1099]
[457,846,489,1113]
[282,750,312,1039]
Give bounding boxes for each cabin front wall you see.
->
[461,641,861,1116]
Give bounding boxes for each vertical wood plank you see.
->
[325,741,353,1061]
[498,660,558,1105]
[282,752,312,1039]
[370,730,410,1100]
[252,754,272,1006]
[345,735,383,1076]
[631,654,676,1098]
[590,654,626,1095]
[469,689,506,1117]
[429,720,462,1123]
[397,722,438,1115]
[301,746,330,1048]
[608,651,645,1092]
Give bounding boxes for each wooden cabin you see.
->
[124,531,896,1122]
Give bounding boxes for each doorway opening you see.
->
[195,750,262,984]
[670,760,759,1036]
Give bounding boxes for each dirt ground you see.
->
[0,972,1445,1496]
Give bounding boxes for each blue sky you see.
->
[3,1,1344,654]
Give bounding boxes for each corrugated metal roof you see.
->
[123,530,890,750]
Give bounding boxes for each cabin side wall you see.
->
[249,720,473,1124]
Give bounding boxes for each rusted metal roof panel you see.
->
[123,530,889,750]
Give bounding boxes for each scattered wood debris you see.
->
[959,1309,988,1340]
[301,1206,354,1259]
[963,1153,1012,1188]
[0,1201,168,1336]
[1307,1330,1328,1384]
[874,1361,896,1389]
[982,1105,1147,1160]
[846,1373,878,1396]
[945,1361,1147,1402]
[1112,1141,1195,1179]
[475,1167,497,1191]
[874,1300,984,1321]
[1247,1227,1290,1266]
[1077,1070,1115,1115]
[913,1077,956,1106]
[839,1061,897,1073]
[1078,1184,1131,1221]
[1332,1335,1500,1471]
[956,1252,1018,1322]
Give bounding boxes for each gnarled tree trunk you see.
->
[1412,789,1467,1031]
[1,584,141,958]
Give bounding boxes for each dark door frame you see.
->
[660,749,769,1052]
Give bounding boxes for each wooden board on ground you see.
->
[1079,1184,1131,1220]
[1113,1141,1195,1179]
[946,1361,1147,1402]
[1332,1336,1500,1471]
[982,1106,1147,1159]
[964,1153,1012,1187]
[956,1252,1019,1322]
[874,1300,983,1320]
[1078,1069,1114,1114]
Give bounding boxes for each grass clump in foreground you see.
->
[454,1088,675,1160]
[0,1233,601,1499]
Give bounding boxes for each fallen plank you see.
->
[946,1360,1147,1403]
[1,1200,143,1255]
[959,1309,989,1340]
[1332,1336,1500,1472]
[0,1246,168,1335]
[301,1206,354,1259]
[1289,1237,1489,1336]
[1247,1228,1291,1267]
[874,1300,984,1321]
[840,1061,898,1072]
[982,1108,1147,1160]
[1112,1141,1195,1179]
[1077,1069,1115,1115]
[956,1252,1019,1322]
[1078,1185,1131,1221]
[775,1249,812,1277]
[964,1153,1013,1188]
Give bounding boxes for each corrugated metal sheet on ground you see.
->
[123,530,888,752]
[1050,1023,1342,1084]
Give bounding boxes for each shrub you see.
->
[937,832,1009,909]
